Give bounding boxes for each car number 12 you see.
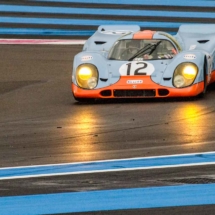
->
[119,61,155,76]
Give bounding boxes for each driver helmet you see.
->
[127,40,140,54]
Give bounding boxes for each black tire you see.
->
[197,77,206,98]
[197,90,205,98]
[197,59,207,98]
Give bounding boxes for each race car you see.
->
[72,24,215,102]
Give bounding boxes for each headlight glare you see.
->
[182,65,197,79]
[76,64,98,89]
[78,67,92,80]
[173,63,198,88]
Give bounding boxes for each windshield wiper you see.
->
[148,41,162,55]
[128,41,162,61]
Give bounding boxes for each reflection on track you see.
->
[171,103,209,146]
[170,103,214,150]
[66,109,101,160]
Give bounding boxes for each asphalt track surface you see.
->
[2,45,215,167]
[1,44,215,214]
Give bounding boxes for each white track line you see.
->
[1,162,215,180]
[1,150,215,170]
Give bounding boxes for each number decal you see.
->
[126,63,131,75]
[119,61,154,76]
[134,62,147,75]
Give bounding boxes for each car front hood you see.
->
[107,60,169,85]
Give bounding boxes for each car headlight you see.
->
[76,64,98,89]
[173,63,198,88]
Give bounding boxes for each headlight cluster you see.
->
[173,63,198,88]
[76,64,98,89]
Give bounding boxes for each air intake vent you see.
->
[197,40,209,44]
[94,41,106,45]
[158,89,169,96]
[163,77,171,81]
[100,90,112,97]
[114,90,155,97]
[100,78,108,82]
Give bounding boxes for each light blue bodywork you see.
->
[73,24,215,90]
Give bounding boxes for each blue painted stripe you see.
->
[0,184,215,214]
[0,28,94,36]
[0,17,190,28]
[1,152,215,179]
[31,0,215,7]
[1,5,215,18]
[0,28,176,36]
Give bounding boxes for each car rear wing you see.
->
[178,24,215,35]
[176,24,215,52]
[83,25,140,52]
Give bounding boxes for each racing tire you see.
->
[197,59,207,98]
[197,79,206,98]
[197,86,206,98]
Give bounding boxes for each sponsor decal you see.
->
[189,45,196,50]
[158,54,173,59]
[184,54,196,60]
[119,61,154,76]
[134,58,143,61]
[81,56,93,61]
[127,80,143,84]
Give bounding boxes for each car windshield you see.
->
[108,39,177,61]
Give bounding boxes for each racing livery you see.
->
[72,24,215,102]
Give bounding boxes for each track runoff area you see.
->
[1,151,215,214]
[1,39,215,214]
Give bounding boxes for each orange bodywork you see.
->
[72,76,204,99]
[133,30,156,39]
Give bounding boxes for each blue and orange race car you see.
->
[72,24,215,102]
